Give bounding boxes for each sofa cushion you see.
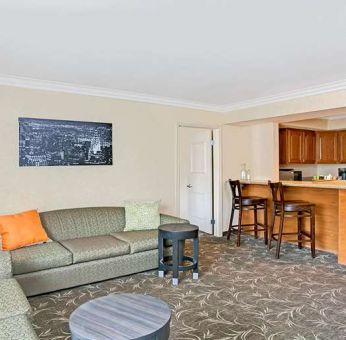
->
[60,236,130,264]
[111,230,159,254]
[11,242,72,275]
[0,315,38,340]
[39,207,126,241]
[0,251,12,279]
[0,279,31,320]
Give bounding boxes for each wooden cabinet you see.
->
[279,129,288,164]
[280,128,346,164]
[279,128,315,164]
[339,131,346,163]
[316,131,339,164]
[287,129,304,163]
[302,130,316,163]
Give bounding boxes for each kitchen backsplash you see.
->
[280,164,346,178]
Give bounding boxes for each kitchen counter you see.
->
[240,179,346,189]
[239,181,346,265]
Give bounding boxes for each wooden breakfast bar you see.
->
[240,180,346,265]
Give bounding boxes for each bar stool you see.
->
[227,179,268,246]
[268,181,316,259]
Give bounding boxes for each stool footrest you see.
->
[272,237,312,243]
[160,255,197,272]
[231,224,266,231]
[239,206,266,211]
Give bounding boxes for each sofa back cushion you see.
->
[39,207,125,241]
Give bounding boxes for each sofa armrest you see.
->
[0,251,12,279]
[160,214,189,225]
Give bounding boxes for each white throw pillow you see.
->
[124,200,161,232]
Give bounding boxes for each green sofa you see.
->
[0,252,39,340]
[0,206,187,339]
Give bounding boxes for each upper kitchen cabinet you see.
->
[279,128,315,164]
[338,131,346,163]
[316,131,339,164]
[302,130,316,164]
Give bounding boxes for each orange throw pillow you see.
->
[0,210,48,251]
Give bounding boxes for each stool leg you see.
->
[178,240,185,266]
[254,205,258,239]
[172,239,179,285]
[158,234,165,278]
[227,205,235,240]
[310,206,316,258]
[263,200,268,245]
[236,207,243,247]
[276,211,285,259]
[193,237,199,280]
[297,212,303,249]
[268,204,275,250]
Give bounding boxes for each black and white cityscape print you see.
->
[19,118,112,167]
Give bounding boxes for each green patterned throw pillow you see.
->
[124,201,161,231]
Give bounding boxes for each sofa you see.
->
[0,206,187,339]
[0,252,39,340]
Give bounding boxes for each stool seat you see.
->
[159,224,198,241]
[275,200,315,212]
[240,196,267,206]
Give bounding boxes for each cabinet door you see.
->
[316,131,338,163]
[287,129,304,163]
[302,130,316,163]
[339,131,346,163]
[279,129,288,164]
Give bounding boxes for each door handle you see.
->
[186,184,192,188]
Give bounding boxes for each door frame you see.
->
[176,124,222,237]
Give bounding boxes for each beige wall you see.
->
[280,117,346,130]
[225,89,346,124]
[221,122,278,231]
[5,84,341,233]
[249,122,279,181]
[280,118,328,130]
[328,118,346,130]
[221,125,251,231]
[0,85,226,217]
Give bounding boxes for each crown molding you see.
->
[0,74,345,114]
[222,79,346,113]
[0,74,224,113]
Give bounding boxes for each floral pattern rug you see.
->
[29,234,346,340]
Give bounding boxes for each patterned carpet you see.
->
[29,234,346,340]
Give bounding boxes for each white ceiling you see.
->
[0,0,346,111]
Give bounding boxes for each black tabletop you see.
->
[158,223,199,233]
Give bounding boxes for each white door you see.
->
[179,127,213,234]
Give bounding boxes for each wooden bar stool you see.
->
[268,181,316,259]
[227,179,268,246]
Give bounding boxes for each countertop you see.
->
[240,179,346,189]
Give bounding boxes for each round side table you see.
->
[69,293,171,340]
[158,223,199,285]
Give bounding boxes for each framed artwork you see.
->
[19,117,113,166]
